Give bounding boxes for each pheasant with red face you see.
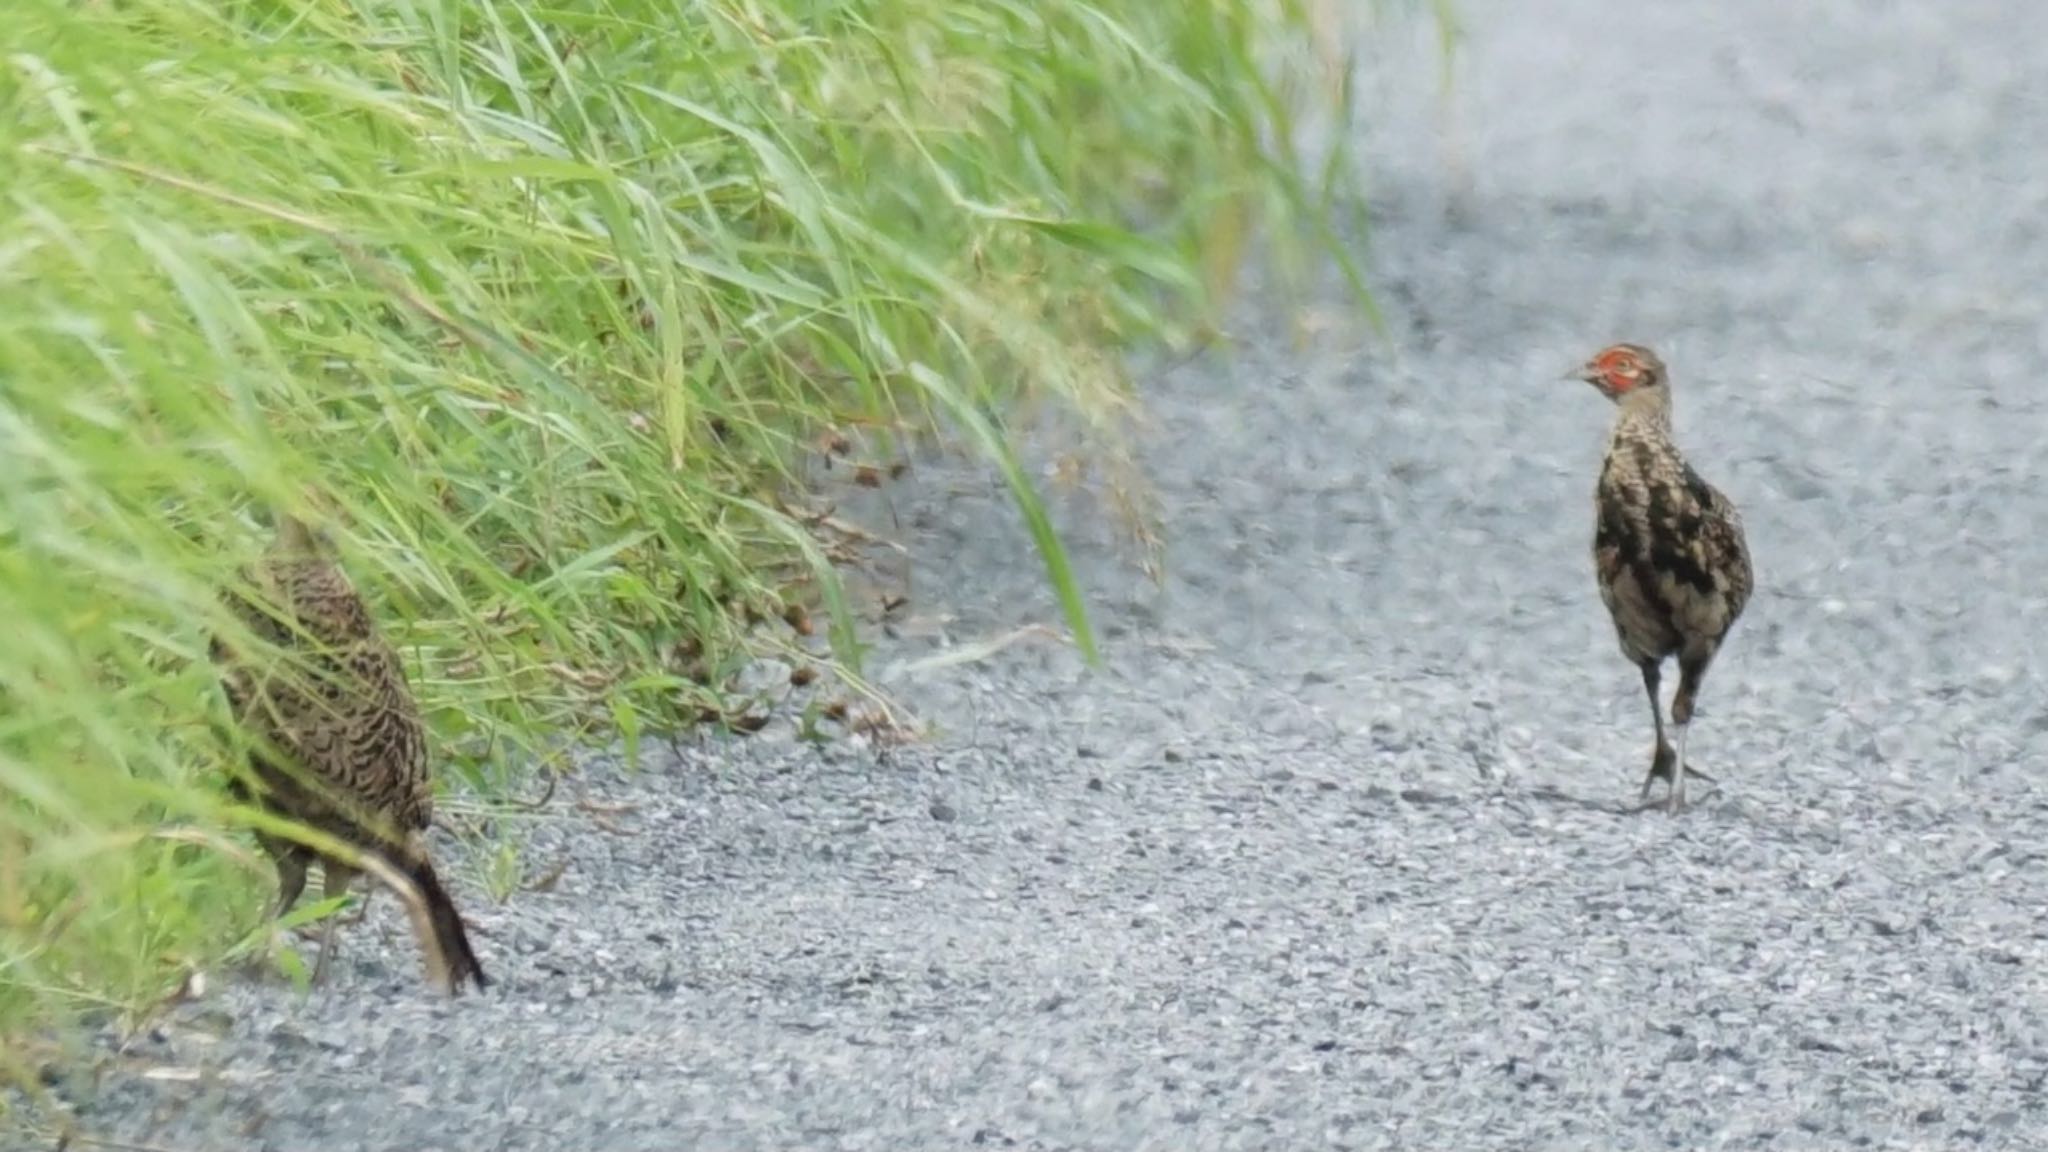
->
[1570,343,1754,813]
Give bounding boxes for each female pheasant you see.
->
[1572,343,1754,813]
[211,504,490,993]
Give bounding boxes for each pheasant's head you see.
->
[1571,342,1667,402]
[271,485,343,557]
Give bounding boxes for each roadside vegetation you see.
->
[0,0,1435,1100]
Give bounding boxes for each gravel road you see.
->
[35,0,2048,1148]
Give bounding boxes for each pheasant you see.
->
[1571,343,1754,813]
[211,504,490,994]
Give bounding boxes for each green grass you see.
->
[0,0,1424,1094]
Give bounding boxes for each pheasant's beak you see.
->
[1563,363,1597,384]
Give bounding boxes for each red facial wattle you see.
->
[1595,353,1638,392]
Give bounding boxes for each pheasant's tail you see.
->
[387,839,491,996]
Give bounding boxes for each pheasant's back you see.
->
[218,549,432,844]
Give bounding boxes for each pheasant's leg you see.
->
[267,844,310,921]
[1669,724,1690,814]
[309,861,361,987]
[1637,659,1673,804]
[1667,649,1716,814]
[277,850,341,947]
[238,845,312,981]
[339,885,373,926]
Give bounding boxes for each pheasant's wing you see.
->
[338,637,434,833]
[1688,465,1754,627]
[282,560,436,840]
[1594,451,1672,624]
[1638,460,1752,645]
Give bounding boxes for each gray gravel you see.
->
[33,0,2048,1148]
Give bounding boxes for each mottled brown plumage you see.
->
[1573,344,1754,813]
[212,507,489,994]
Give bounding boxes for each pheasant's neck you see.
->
[1611,387,1673,439]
